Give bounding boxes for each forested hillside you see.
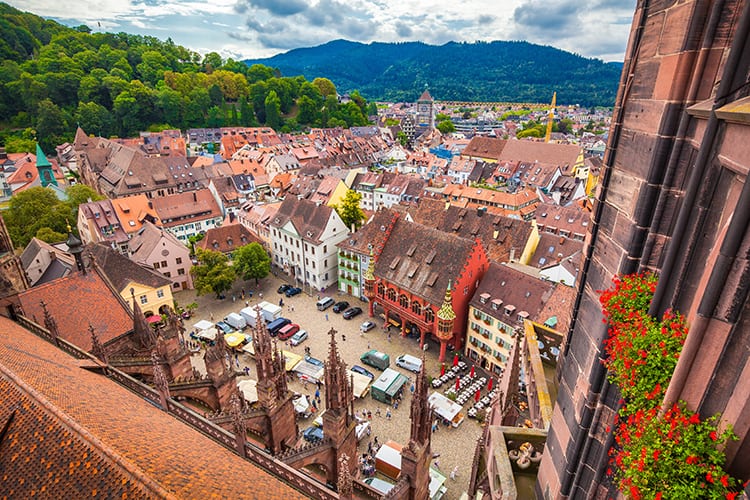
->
[244,40,622,107]
[0,3,370,153]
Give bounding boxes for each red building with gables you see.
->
[363,218,490,361]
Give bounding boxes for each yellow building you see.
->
[88,242,175,317]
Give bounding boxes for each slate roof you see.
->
[408,199,533,264]
[269,197,338,245]
[470,262,557,329]
[0,317,308,499]
[87,242,171,293]
[375,218,476,305]
[17,267,133,350]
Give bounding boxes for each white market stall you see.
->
[428,391,465,427]
[237,379,258,403]
[192,320,218,341]
[346,369,373,399]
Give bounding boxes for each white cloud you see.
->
[7,0,636,61]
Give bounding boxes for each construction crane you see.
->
[544,92,557,143]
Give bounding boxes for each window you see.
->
[411,301,422,315]
[178,268,185,275]
[140,295,148,304]
[323,245,327,253]
[153,262,160,269]
[399,294,409,308]
[176,257,182,264]
[157,289,165,298]
[164,272,171,277]
[324,259,328,267]
[161,261,167,267]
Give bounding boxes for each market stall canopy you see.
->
[224,332,245,347]
[193,320,214,331]
[237,379,258,403]
[197,327,217,341]
[346,369,373,399]
[146,315,161,324]
[282,350,303,372]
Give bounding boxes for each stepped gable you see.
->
[17,269,132,352]
[0,316,307,499]
[86,242,171,293]
[374,218,475,305]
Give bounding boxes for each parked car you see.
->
[215,321,234,335]
[395,354,423,373]
[278,323,301,340]
[289,329,308,346]
[277,284,291,294]
[332,301,349,313]
[351,365,374,379]
[303,426,324,443]
[360,321,376,332]
[343,306,363,320]
[316,296,335,310]
[285,286,302,297]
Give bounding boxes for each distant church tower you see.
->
[416,87,434,130]
[35,143,58,187]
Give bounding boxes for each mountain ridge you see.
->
[244,39,623,107]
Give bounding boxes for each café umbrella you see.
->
[487,378,494,391]
[475,390,481,403]
[440,364,445,376]
[452,354,459,367]
[455,378,460,391]
[470,365,475,378]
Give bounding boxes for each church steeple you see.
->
[324,328,353,420]
[35,143,58,187]
[401,352,432,499]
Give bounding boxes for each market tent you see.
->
[282,350,303,372]
[224,332,245,347]
[242,342,255,356]
[346,369,373,399]
[428,392,465,427]
[193,319,213,331]
[237,379,258,403]
[196,327,217,341]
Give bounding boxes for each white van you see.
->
[316,296,335,311]
[395,354,423,373]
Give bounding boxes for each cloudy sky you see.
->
[10,0,637,62]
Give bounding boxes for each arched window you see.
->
[424,308,434,323]
[399,294,409,308]
[411,301,422,315]
[377,283,385,297]
[386,288,396,302]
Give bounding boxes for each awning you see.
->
[224,332,245,347]
[146,315,161,324]
[237,379,258,403]
[193,319,214,331]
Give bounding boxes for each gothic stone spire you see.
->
[324,328,352,417]
[409,352,432,448]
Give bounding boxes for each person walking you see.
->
[385,408,391,420]
[325,313,329,321]
[450,466,459,481]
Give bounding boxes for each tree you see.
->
[232,242,271,284]
[264,90,281,129]
[312,77,337,98]
[436,120,455,134]
[66,184,105,221]
[4,187,72,248]
[333,190,365,230]
[397,131,408,147]
[190,248,236,298]
[34,226,67,243]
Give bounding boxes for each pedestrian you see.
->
[375,407,381,417]
[387,332,391,342]
[367,441,372,455]
[210,312,214,321]
[368,410,372,420]
[432,419,438,433]
[259,292,263,299]
[342,334,346,341]
[315,389,320,400]
[450,466,459,481]
[325,313,329,321]
[385,409,391,420]
[367,341,371,349]
[241,288,245,299]
[393,400,398,410]
[244,366,250,376]
[245,300,249,307]
[316,380,322,390]
[291,305,294,312]
[232,295,236,303]
[279,298,284,307]
[374,436,379,446]
[434,459,440,470]
[410,383,415,395]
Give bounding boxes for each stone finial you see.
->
[89,323,107,363]
[40,300,59,340]
[151,351,169,396]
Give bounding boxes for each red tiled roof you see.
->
[0,317,308,499]
[17,269,133,351]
